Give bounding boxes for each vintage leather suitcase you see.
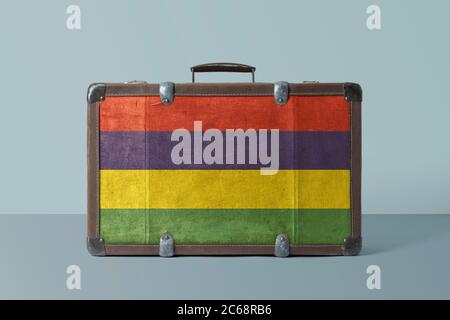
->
[87,63,362,257]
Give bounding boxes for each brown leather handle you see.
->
[191,62,256,83]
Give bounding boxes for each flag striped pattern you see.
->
[99,95,351,245]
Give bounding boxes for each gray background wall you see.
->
[1,0,449,215]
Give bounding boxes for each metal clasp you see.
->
[159,82,175,105]
[274,81,289,106]
[274,234,289,257]
[159,232,174,257]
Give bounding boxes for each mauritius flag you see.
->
[97,94,352,247]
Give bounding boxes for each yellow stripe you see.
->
[100,170,350,209]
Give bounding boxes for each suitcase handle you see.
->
[191,62,256,83]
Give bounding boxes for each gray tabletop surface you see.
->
[0,214,449,299]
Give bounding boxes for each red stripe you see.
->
[99,96,350,131]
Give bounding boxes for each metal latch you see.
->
[159,232,174,257]
[274,234,289,257]
[274,81,289,106]
[159,82,175,105]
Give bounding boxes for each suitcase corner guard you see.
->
[344,82,362,102]
[342,236,362,256]
[87,237,106,256]
[87,83,106,103]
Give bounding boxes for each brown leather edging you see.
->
[104,83,345,97]
[105,244,344,256]
[351,101,362,237]
[87,102,99,239]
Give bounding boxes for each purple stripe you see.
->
[100,131,350,170]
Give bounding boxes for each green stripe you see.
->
[100,209,351,245]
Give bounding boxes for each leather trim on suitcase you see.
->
[104,244,344,256]
[87,101,100,240]
[103,83,346,97]
[350,100,362,239]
